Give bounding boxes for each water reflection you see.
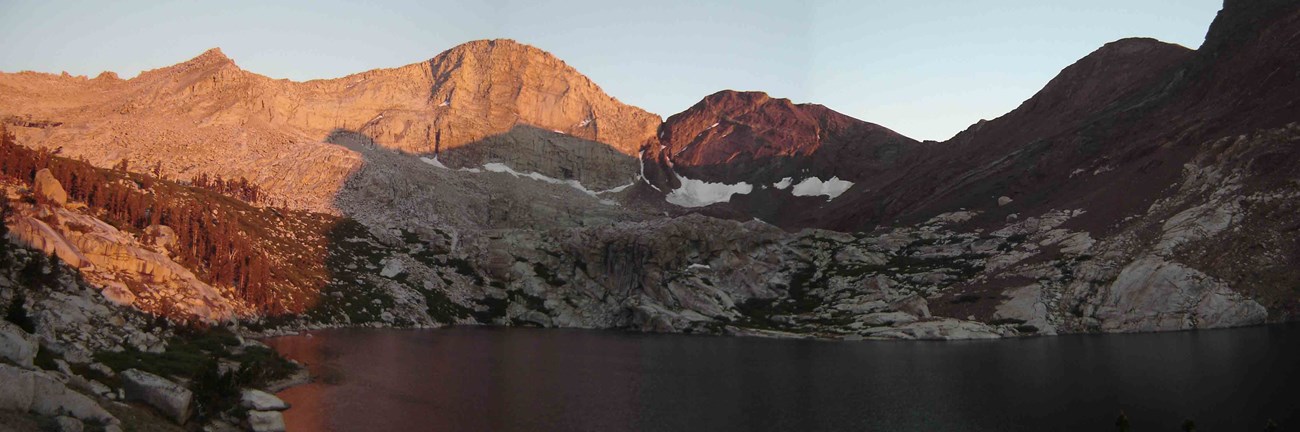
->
[264,325,1300,431]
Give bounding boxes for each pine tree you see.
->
[4,293,35,333]
[19,252,48,289]
[46,251,64,285]
[0,196,10,256]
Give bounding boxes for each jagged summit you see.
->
[194,47,231,62]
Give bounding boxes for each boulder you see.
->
[0,320,39,368]
[53,415,84,432]
[245,410,287,432]
[380,258,405,278]
[100,281,136,307]
[997,196,1013,206]
[121,369,193,424]
[35,168,68,207]
[240,389,290,411]
[143,225,178,253]
[31,372,116,423]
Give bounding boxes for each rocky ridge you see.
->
[0,39,659,214]
[0,0,1296,344]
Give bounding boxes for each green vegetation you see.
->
[93,326,297,423]
[94,327,295,386]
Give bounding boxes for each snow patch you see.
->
[665,173,753,208]
[707,122,719,130]
[773,177,793,190]
[688,263,711,270]
[790,177,854,200]
[420,156,448,169]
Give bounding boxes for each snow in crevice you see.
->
[790,176,854,200]
[578,118,593,127]
[687,263,711,270]
[773,177,793,190]
[707,122,719,130]
[422,156,482,173]
[665,173,753,208]
[639,150,662,192]
[474,163,630,203]
[596,182,635,195]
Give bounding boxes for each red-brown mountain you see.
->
[639,90,919,223]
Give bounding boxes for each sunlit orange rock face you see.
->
[0,39,660,213]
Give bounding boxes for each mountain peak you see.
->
[192,47,232,63]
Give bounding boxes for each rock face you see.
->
[34,168,68,207]
[1095,257,1267,332]
[120,369,194,424]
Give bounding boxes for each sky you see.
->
[0,0,1223,141]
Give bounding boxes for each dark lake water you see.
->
[264,325,1300,432]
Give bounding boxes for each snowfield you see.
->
[790,177,854,200]
[665,173,753,207]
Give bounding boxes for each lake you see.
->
[264,325,1300,431]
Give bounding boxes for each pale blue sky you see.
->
[0,0,1222,140]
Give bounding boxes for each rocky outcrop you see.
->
[8,216,94,269]
[1094,257,1267,332]
[7,201,242,321]
[0,320,39,368]
[121,369,193,424]
[0,364,118,426]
